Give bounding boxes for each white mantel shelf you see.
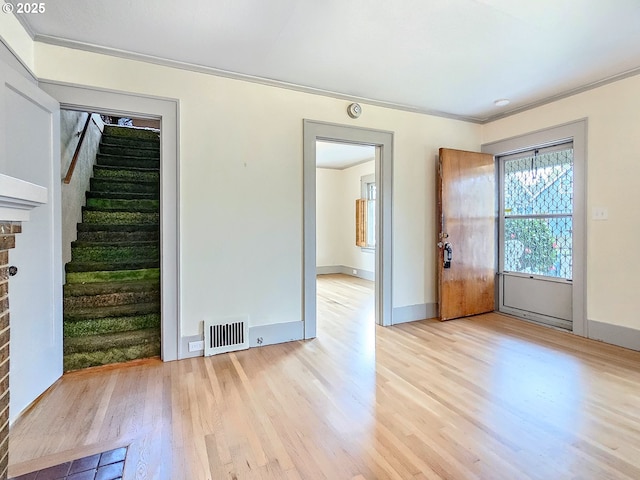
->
[0,174,48,222]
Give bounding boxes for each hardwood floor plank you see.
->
[8,274,640,479]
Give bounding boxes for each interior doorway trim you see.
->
[38,80,181,361]
[303,120,393,338]
[482,118,587,337]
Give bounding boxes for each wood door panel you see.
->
[438,148,495,321]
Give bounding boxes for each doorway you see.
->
[482,120,587,335]
[303,120,393,338]
[315,141,377,338]
[61,110,162,370]
[40,81,181,360]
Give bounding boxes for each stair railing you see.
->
[63,114,93,184]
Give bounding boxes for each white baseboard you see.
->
[180,333,203,359]
[588,319,640,352]
[180,320,305,357]
[249,321,304,347]
[392,303,438,325]
[317,265,374,281]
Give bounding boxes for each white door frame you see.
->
[482,119,587,336]
[39,80,181,361]
[303,120,393,337]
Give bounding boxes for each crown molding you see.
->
[482,65,640,123]
[34,34,485,124]
[26,34,640,126]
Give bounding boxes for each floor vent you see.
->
[204,317,249,356]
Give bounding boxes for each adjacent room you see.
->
[1,1,640,479]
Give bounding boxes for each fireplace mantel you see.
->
[0,174,48,222]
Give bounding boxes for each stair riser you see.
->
[64,291,159,309]
[85,198,159,211]
[71,244,159,263]
[64,279,160,297]
[65,268,160,284]
[100,144,160,158]
[64,302,160,322]
[103,125,159,141]
[64,314,160,338]
[82,211,159,225]
[64,328,160,354]
[76,231,159,242]
[93,168,159,183]
[90,178,159,194]
[97,154,159,169]
[64,343,160,371]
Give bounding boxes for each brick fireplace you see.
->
[0,221,21,480]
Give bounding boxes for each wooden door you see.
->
[437,148,495,321]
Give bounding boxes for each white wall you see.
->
[316,168,344,267]
[316,160,375,274]
[61,111,103,266]
[30,42,481,335]
[0,12,34,73]
[482,74,640,334]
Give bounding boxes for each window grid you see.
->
[503,148,573,280]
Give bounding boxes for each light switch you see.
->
[592,207,608,221]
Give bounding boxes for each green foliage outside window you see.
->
[505,219,558,275]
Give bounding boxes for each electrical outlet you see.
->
[188,340,204,352]
[352,269,357,275]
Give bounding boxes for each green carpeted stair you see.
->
[63,125,161,371]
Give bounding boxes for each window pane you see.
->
[366,200,375,247]
[367,183,376,201]
[504,217,572,279]
[504,149,573,215]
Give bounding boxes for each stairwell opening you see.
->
[61,110,162,371]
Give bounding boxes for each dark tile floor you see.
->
[9,446,127,480]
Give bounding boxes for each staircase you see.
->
[63,125,161,371]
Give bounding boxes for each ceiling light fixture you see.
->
[494,99,510,107]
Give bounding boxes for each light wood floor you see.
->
[9,274,640,479]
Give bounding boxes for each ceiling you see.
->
[12,0,640,122]
[316,141,375,169]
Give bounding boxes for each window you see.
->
[356,174,376,249]
[502,143,573,279]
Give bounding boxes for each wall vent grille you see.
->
[204,317,249,356]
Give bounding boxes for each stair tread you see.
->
[77,223,159,232]
[71,240,159,248]
[94,164,160,173]
[64,327,160,355]
[90,177,158,185]
[99,148,160,159]
[103,125,159,139]
[97,153,160,162]
[66,259,159,272]
[64,279,160,296]
[65,268,160,285]
[102,132,159,141]
[83,205,159,213]
[64,302,160,320]
[64,313,160,338]
[87,192,157,200]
